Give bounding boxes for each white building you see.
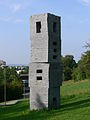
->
[0,60,6,67]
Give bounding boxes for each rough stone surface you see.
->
[29,13,62,110]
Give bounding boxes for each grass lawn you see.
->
[0,79,90,120]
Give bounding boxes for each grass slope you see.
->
[0,79,90,120]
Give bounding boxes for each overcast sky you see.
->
[0,0,90,64]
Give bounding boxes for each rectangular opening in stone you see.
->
[53,97,57,106]
[53,97,56,102]
[53,48,57,52]
[53,55,57,59]
[37,76,42,80]
[36,22,41,33]
[53,22,57,32]
[53,42,57,45]
[36,69,42,73]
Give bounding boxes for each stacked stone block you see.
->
[29,13,62,110]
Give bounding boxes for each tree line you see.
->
[0,67,23,102]
[62,41,90,81]
[62,50,90,81]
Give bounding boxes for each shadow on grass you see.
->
[60,97,90,111]
[1,97,90,120]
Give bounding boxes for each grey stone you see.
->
[29,13,62,110]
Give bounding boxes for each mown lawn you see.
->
[0,79,90,120]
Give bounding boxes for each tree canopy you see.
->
[72,50,90,81]
[0,67,23,102]
[62,55,77,81]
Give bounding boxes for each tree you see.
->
[72,61,86,81]
[81,51,90,78]
[72,50,90,81]
[0,66,23,102]
[7,80,23,101]
[84,40,90,49]
[5,67,23,100]
[0,67,4,102]
[62,55,77,81]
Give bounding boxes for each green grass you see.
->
[0,79,90,120]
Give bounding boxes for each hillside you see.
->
[0,79,90,120]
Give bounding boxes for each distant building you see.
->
[0,60,6,67]
[20,74,29,98]
[16,66,28,74]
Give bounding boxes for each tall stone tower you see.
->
[29,13,62,110]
